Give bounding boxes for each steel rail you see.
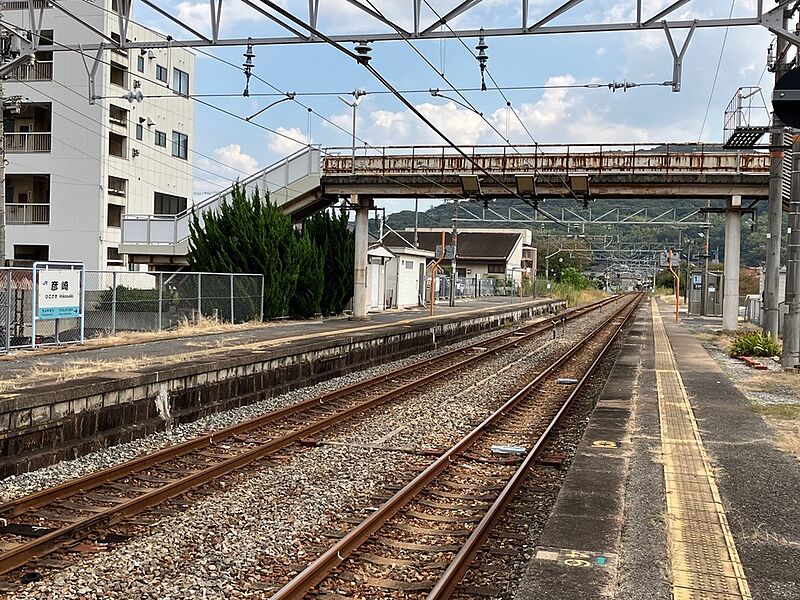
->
[270,292,642,599]
[0,298,574,520]
[0,297,616,575]
[427,293,643,598]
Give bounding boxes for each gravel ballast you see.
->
[4,301,626,599]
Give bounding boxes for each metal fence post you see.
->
[230,273,235,323]
[4,270,10,353]
[259,275,264,321]
[111,271,117,334]
[157,272,163,331]
[197,272,202,318]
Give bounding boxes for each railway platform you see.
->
[515,298,800,600]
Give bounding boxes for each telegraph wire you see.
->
[0,18,313,150]
[697,0,736,141]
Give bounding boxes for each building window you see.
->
[404,261,414,270]
[109,61,127,87]
[135,122,143,140]
[156,64,168,83]
[173,68,189,96]
[107,204,124,227]
[154,191,187,215]
[13,244,49,262]
[137,54,144,73]
[154,130,166,147]
[107,246,123,266]
[108,132,127,158]
[487,263,505,274]
[109,32,127,57]
[109,104,128,127]
[171,131,188,159]
[108,175,127,197]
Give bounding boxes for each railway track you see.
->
[270,292,643,599]
[0,296,620,580]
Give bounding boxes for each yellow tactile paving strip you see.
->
[651,300,751,600]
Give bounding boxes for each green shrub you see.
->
[729,332,781,358]
[97,285,161,312]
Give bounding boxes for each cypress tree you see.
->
[290,231,324,318]
[188,185,300,319]
[305,209,354,315]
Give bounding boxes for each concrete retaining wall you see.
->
[0,300,565,478]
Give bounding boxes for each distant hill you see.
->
[374,196,770,268]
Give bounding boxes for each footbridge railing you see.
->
[121,146,321,252]
[322,143,770,176]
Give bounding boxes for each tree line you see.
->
[188,185,354,319]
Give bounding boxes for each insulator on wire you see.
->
[242,38,255,97]
[475,28,488,91]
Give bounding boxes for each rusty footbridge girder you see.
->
[321,144,770,202]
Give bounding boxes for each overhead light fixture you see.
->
[568,173,591,196]
[460,174,481,196]
[515,174,537,197]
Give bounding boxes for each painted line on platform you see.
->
[652,299,751,600]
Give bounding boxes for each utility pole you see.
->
[764,7,792,339]
[782,134,800,367]
[449,198,458,307]
[0,0,6,267]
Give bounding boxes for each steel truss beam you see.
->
[64,0,772,50]
[457,204,711,227]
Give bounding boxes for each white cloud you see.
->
[193,144,260,196]
[335,74,697,150]
[268,126,310,154]
[214,144,259,173]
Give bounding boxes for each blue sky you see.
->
[127,0,774,205]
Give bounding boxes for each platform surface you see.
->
[0,296,557,385]
[516,298,800,600]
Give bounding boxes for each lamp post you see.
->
[339,89,367,175]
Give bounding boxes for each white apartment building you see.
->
[3,0,195,270]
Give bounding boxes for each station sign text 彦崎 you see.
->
[37,269,81,319]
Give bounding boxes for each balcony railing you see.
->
[5,203,50,224]
[9,61,53,81]
[4,0,48,9]
[4,132,51,153]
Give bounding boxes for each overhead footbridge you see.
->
[120,143,769,267]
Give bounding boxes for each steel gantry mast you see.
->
[65,1,782,54]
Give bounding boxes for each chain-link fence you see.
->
[1,268,264,352]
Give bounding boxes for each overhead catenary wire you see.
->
[91,82,670,101]
[412,0,581,210]
[697,0,736,142]
[3,18,495,212]
[12,80,234,195]
[333,0,571,228]
[0,18,313,151]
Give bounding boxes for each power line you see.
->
[91,81,671,101]
[698,0,736,142]
[0,18,313,151]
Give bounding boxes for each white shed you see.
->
[366,246,394,311]
[384,246,434,309]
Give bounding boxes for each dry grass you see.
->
[0,357,147,393]
[84,314,264,347]
[577,289,608,305]
[776,421,800,459]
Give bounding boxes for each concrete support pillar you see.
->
[722,196,742,331]
[782,135,800,367]
[764,127,785,337]
[351,194,372,321]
